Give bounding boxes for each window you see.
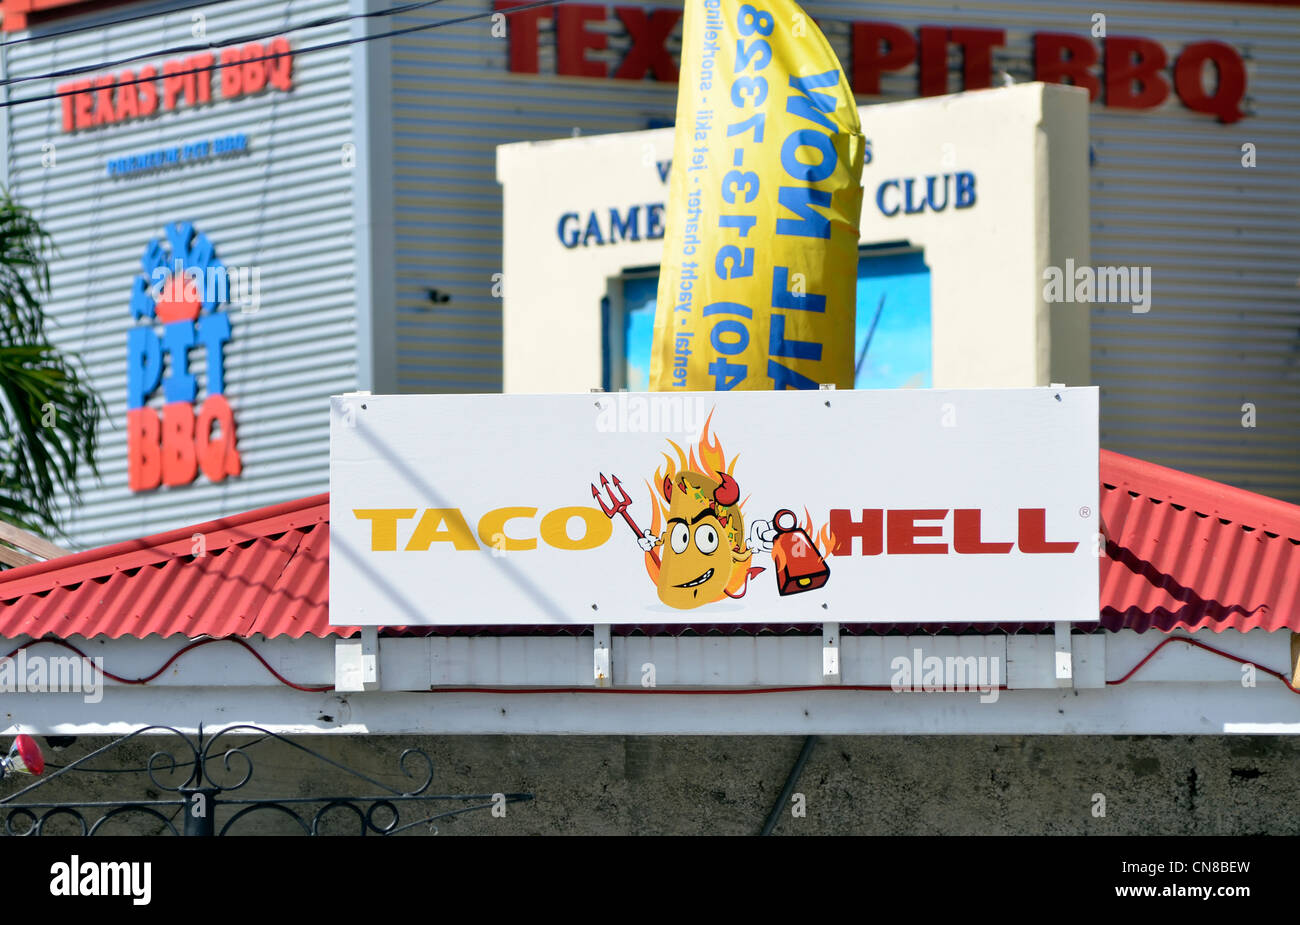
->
[853,244,932,389]
[605,245,932,390]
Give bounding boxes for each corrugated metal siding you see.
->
[389,0,684,393]
[2,0,358,550]
[391,0,1300,502]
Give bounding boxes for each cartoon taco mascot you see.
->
[592,411,767,610]
[592,410,840,610]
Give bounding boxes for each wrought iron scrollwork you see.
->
[0,724,532,835]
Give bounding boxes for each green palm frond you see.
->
[0,188,104,542]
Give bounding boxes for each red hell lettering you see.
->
[952,509,1014,554]
[888,509,948,554]
[827,509,1078,555]
[851,22,914,96]
[1105,36,1169,110]
[830,509,884,556]
[1017,509,1079,554]
[613,6,680,81]
[1033,32,1101,102]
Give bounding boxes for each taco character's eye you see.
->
[695,524,719,554]
[670,522,690,554]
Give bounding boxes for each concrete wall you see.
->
[7,734,1298,835]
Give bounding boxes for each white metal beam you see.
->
[5,682,1300,736]
[0,629,1289,735]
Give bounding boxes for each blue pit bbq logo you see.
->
[126,221,240,491]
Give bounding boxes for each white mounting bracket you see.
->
[822,622,840,684]
[335,626,380,692]
[594,624,612,687]
[1054,621,1073,687]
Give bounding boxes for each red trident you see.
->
[591,473,645,538]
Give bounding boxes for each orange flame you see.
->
[802,508,837,558]
[643,408,746,586]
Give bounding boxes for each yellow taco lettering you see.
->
[405,508,480,551]
[477,506,538,551]
[539,506,613,551]
[353,508,417,551]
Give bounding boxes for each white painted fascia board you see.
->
[2,629,1288,695]
[7,681,1300,737]
[1105,629,1288,684]
[1007,633,1105,689]
[0,635,334,689]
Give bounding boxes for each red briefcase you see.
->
[771,509,830,596]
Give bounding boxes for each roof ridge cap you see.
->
[1100,449,1300,541]
[0,493,329,595]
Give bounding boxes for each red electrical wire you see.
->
[1,637,332,693]
[421,634,1300,695]
[2,633,1293,698]
[1104,634,1300,694]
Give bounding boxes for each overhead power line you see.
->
[2,0,212,49]
[0,0,561,110]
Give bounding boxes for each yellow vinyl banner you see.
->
[648,0,864,391]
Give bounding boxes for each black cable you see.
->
[1,0,454,87]
[2,0,211,49]
[0,0,561,110]
[760,734,817,836]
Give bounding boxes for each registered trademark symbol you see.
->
[1078,506,1092,518]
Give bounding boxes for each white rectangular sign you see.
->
[329,389,1099,626]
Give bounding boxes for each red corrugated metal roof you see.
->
[1098,450,1300,633]
[2,449,1298,639]
[0,495,339,640]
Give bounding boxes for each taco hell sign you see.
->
[329,388,1099,626]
